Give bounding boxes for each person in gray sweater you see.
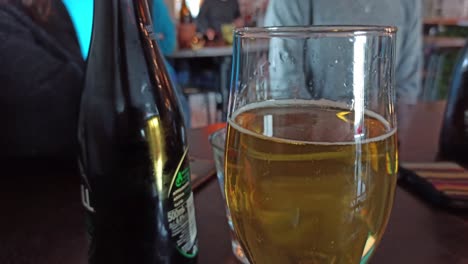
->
[264,0,422,103]
[196,0,242,39]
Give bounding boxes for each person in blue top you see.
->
[151,0,176,56]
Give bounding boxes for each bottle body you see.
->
[439,41,468,166]
[78,0,198,263]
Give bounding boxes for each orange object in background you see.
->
[179,0,193,24]
[178,23,196,49]
[178,0,196,49]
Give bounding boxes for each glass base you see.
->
[231,238,249,264]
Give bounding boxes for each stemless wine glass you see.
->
[225,26,398,264]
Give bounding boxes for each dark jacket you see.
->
[0,1,84,159]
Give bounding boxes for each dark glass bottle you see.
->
[78,0,198,263]
[179,0,193,24]
[439,40,468,166]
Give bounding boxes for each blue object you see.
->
[62,0,176,58]
[152,0,177,56]
[62,0,93,59]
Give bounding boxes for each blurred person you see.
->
[264,0,423,103]
[152,0,176,56]
[196,0,243,41]
[256,0,269,27]
[0,0,84,161]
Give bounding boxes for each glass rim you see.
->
[234,25,397,38]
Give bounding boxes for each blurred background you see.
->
[60,0,468,127]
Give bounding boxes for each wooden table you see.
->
[1,101,468,264]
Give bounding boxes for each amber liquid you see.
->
[225,100,397,264]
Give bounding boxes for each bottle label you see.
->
[166,160,198,258]
[78,162,96,260]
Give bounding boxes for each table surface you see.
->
[168,46,233,59]
[2,101,468,264]
[168,43,269,59]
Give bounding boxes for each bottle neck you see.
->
[88,0,159,70]
[90,0,118,46]
[86,0,178,121]
[180,0,192,23]
[90,0,154,51]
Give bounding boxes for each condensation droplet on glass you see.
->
[349,38,354,43]
[279,51,287,62]
[140,83,148,93]
[289,56,297,65]
[334,60,339,64]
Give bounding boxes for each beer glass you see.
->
[225,26,398,264]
